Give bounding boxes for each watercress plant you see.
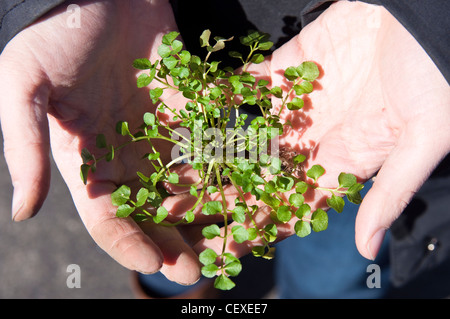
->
[80,30,364,291]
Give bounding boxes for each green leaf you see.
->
[133,58,152,70]
[274,175,294,192]
[260,191,281,208]
[168,172,179,184]
[201,264,219,278]
[208,61,220,73]
[136,73,151,88]
[264,224,278,242]
[264,180,277,193]
[311,208,328,232]
[116,121,131,136]
[209,36,233,52]
[224,260,242,277]
[143,112,156,126]
[287,97,304,110]
[199,248,218,265]
[276,205,292,223]
[135,188,149,207]
[149,87,164,103]
[133,213,151,223]
[179,50,191,65]
[294,220,311,238]
[80,164,90,184]
[229,51,242,59]
[247,228,257,241]
[189,185,198,197]
[262,246,276,260]
[269,157,282,174]
[202,224,221,239]
[231,205,246,224]
[294,81,313,95]
[346,183,364,204]
[289,193,304,207]
[251,246,265,257]
[171,39,183,54]
[95,134,107,149]
[116,204,135,218]
[257,79,270,87]
[105,145,114,162]
[232,225,249,243]
[199,29,211,47]
[306,164,325,182]
[251,53,264,64]
[137,171,149,183]
[338,173,357,188]
[111,185,131,206]
[295,181,309,194]
[207,186,218,194]
[184,210,195,223]
[190,55,202,71]
[270,86,283,98]
[163,56,178,70]
[153,206,168,224]
[202,201,223,215]
[295,203,311,219]
[327,194,345,213]
[297,61,320,82]
[214,274,235,291]
[257,41,273,51]
[157,44,172,58]
[162,31,180,45]
[284,67,299,81]
[293,154,306,164]
[81,148,94,164]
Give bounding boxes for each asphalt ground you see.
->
[0,131,136,298]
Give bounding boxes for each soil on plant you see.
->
[278,147,304,178]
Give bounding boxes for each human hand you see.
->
[0,0,201,284]
[167,1,450,261]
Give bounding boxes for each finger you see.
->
[0,58,51,221]
[71,181,164,274]
[162,163,201,194]
[355,128,450,261]
[156,91,189,126]
[139,221,202,285]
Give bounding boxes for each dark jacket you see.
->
[1,0,449,296]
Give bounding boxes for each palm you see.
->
[192,2,450,260]
[0,0,201,283]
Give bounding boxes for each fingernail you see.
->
[12,185,24,221]
[367,228,386,261]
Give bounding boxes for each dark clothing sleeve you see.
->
[0,0,65,53]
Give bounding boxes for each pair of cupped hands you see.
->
[0,0,448,285]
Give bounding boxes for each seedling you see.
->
[80,30,364,290]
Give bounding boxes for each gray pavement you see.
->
[0,133,134,299]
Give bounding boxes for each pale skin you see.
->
[0,0,448,286]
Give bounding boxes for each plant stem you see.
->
[215,163,228,273]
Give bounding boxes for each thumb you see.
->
[0,59,51,221]
[355,127,449,260]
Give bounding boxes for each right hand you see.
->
[0,0,202,284]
